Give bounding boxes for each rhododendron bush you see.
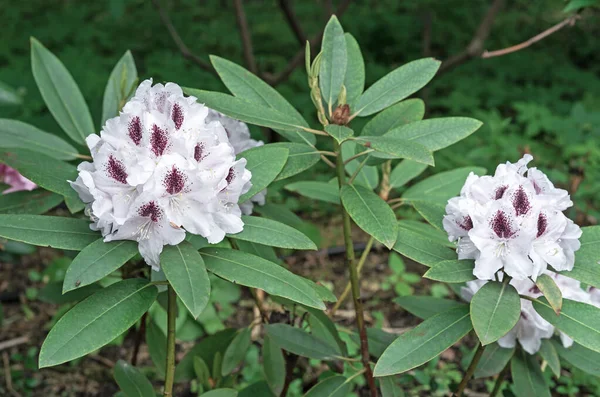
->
[1,15,600,397]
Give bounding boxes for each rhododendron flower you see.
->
[0,164,36,194]
[462,271,596,354]
[444,155,581,281]
[70,79,252,269]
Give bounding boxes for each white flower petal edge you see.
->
[70,79,252,269]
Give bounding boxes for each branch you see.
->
[151,0,214,74]
[482,15,580,58]
[439,0,504,74]
[278,0,307,46]
[233,0,258,74]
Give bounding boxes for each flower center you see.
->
[150,124,168,156]
[491,210,515,239]
[106,155,128,184]
[512,186,531,216]
[138,201,161,222]
[536,213,548,238]
[163,166,186,195]
[128,116,142,145]
[171,103,184,130]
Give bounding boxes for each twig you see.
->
[439,0,504,74]
[131,313,147,366]
[233,0,258,74]
[3,352,20,397]
[88,354,115,368]
[490,361,510,397]
[482,15,580,58]
[150,0,214,74]
[454,342,486,396]
[278,0,306,46]
[0,336,29,352]
[163,285,177,396]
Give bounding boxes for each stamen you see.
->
[106,155,128,184]
[128,116,142,145]
[138,201,162,222]
[171,103,184,130]
[150,124,168,156]
[163,165,187,195]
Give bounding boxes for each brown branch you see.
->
[439,0,504,74]
[482,15,580,58]
[233,0,258,74]
[278,0,306,46]
[151,0,214,74]
[130,313,147,366]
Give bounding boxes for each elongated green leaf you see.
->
[174,329,236,382]
[385,117,482,152]
[114,360,155,397]
[270,143,320,181]
[398,220,455,248]
[0,214,98,250]
[536,274,562,315]
[561,226,600,288]
[342,140,379,189]
[102,51,138,125]
[146,321,167,378]
[263,335,285,396]
[474,343,514,378]
[203,390,238,397]
[319,16,347,105]
[304,375,350,397]
[0,148,83,212]
[341,184,397,248]
[411,200,445,231]
[394,296,466,320]
[403,167,486,201]
[161,242,210,319]
[355,136,434,165]
[38,282,102,305]
[239,382,275,397]
[184,89,314,145]
[564,0,600,12]
[343,33,365,107]
[380,376,404,397]
[222,327,252,376]
[235,239,279,263]
[63,239,138,293]
[389,160,428,189]
[230,216,316,250]
[0,81,22,106]
[0,190,63,214]
[552,339,600,376]
[39,279,157,367]
[470,281,520,345]
[533,298,600,353]
[424,260,475,283]
[349,328,397,358]
[355,58,440,117]
[0,119,79,160]
[306,307,347,356]
[325,125,353,144]
[511,350,551,397]
[200,248,325,310]
[374,307,472,376]
[266,324,338,360]
[285,181,340,204]
[31,38,94,144]
[361,99,425,137]
[238,146,288,202]
[538,339,560,377]
[393,226,455,267]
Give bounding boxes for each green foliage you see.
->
[470,281,521,345]
[381,253,420,296]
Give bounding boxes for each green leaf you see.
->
[379,376,405,397]
[394,296,466,320]
[424,260,475,283]
[0,190,63,215]
[304,375,350,397]
[202,390,238,397]
[0,214,98,250]
[174,329,236,382]
[343,33,365,107]
[113,360,155,397]
[355,136,434,165]
[39,279,157,367]
[411,200,446,231]
[161,242,211,319]
[102,50,138,125]
[306,307,347,356]
[340,184,398,248]
[538,339,560,378]
[266,324,338,360]
[200,248,325,310]
[222,327,252,376]
[0,148,83,212]
[38,282,102,305]
[560,226,600,288]
[0,81,22,106]
[470,281,520,345]
[342,140,379,189]
[30,38,94,144]
[234,239,279,263]
[533,297,600,353]
[385,117,483,152]
[397,220,455,248]
[319,16,347,105]
[535,274,562,315]
[270,143,320,181]
[285,181,340,204]
[63,239,138,293]
[184,89,315,145]
[361,99,425,137]
[402,167,486,202]
[238,146,288,202]
[355,58,440,117]
[373,307,472,376]
[356,328,397,358]
[230,215,316,250]
[325,125,354,144]
[474,343,514,379]
[552,339,600,376]
[564,0,600,12]
[239,382,275,397]
[263,335,285,396]
[0,119,80,160]
[511,350,551,397]
[393,226,455,267]
[146,321,167,378]
[389,160,428,189]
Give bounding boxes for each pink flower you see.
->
[0,164,36,194]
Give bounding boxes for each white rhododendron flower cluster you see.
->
[444,154,581,281]
[70,79,252,269]
[462,272,597,354]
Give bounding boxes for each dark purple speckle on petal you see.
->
[163,165,187,195]
[150,124,168,156]
[537,213,548,238]
[138,201,162,222]
[512,186,531,216]
[491,210,515,239]
[106,155,128,184]
[171,103,184,130]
